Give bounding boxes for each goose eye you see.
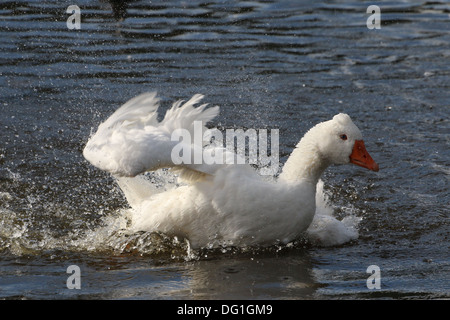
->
[340,134,348,141]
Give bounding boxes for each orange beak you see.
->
[349,140,379,172]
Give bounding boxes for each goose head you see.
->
[280,113,379,183]
[312,113,379,171]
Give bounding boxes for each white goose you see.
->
[83,92,379,248]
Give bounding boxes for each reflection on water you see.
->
[183,252,319,299]
[0,0,449,299]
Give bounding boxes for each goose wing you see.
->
[83,92,235,179]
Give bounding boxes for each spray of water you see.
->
[0,168,361,260]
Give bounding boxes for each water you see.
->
[0,0,449,300]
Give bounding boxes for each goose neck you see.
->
[279,139,329,184]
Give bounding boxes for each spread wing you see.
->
[83,92,237,179]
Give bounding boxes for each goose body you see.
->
[83,92,378,248]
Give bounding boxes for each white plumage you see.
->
[83,92,221,177]
[84,92,378,248]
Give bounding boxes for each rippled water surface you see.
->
[0,0,449,299]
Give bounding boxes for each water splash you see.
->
[0,170,361,259]
[306,179,361,246]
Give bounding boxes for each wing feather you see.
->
[83,92,225,178]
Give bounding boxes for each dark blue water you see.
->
[0,0,448,299]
